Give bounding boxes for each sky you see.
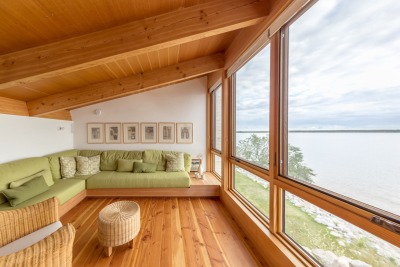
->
[235,0,400,131]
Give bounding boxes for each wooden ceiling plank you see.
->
[0,96,29,116]
[37,110,72,121]
[27,53,224,116]
[0,0,269,90]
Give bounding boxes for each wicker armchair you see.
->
[0,197,75,267]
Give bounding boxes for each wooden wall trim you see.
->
[220,190,306,266]
[0,96,29,116]
[27,53,224,116]
[0,0,270,90]
[207,70,222,92]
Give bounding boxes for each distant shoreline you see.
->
[236,130,400,133]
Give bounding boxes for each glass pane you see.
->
[213,86,222,151]
[284,192,400,267]
[234,44,270,169]
[234,166,269,218]
[213,154,221,177]
[285,0,400,216]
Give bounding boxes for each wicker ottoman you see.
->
[98,201,140,256]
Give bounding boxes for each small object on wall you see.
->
[158,122,175,144]
[176,123,193,144]
[123,123,140,144]
[190,158,202,172]
[105,123,121,144]
[141,122,157,143]
[87,123,104,144]
[94,109,102,116]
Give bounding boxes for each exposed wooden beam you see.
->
[27,53,224,116]
[37,110,72,121]
[0,0,270,90]
[225,0,292,70]
[0,96,29,116]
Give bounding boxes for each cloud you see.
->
[235,0,400,130]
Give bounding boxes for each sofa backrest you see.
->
[142,150,191,172]
[0,157,53,204]
[100,150,143,171]
[46,149,78,180]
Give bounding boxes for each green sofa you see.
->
[0,149,191,212]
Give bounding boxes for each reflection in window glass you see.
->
[234,44,270,169]
[234,166,269,218]
[212,86,222,151]
[284,0,400,216]
[284,192,400,267]
[213,154,221,177]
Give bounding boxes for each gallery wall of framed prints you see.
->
[86,122,193,144]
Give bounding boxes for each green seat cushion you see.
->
[2,176,50,207]
[101,150,143,171]
[0,178,86,211]
[0,157,53,204]
[117,159,143,172]
[133,162,157,173]
[87,171,190,189]
[46,149,78,180]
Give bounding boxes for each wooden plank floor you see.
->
[61,197,267,267]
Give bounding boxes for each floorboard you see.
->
[61,197,267,267]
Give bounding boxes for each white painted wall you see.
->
[71,78,207,164]
[0,114,74,163]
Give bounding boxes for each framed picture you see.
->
[105,123,121,143]
[176,123,193,144]
[190,158,202,172]
[141,122,157,143]
[158,122,175,144]
[87,123,104,144]
[123,123,140,144]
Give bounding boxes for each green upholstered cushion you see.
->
[9,170,45,189]
[165,152,185,172]
[133,162,157,173]
[117,159,143,172]
[2,176,49,207]
[0,178,86,211]
[46,149,78,180]
[100,150,143,171]
[86,171,190,189]
[76,155,100,175]
[0,157,54,204]
[143,150,166,171]
[60,156,76,178]
[78,150,103,157]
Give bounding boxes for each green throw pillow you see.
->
[117,159,143,172]
[165,152,185,172]
[133,162,157,173]
[2,176,50,207]
[9,170,46,189]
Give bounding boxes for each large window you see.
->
[233,44,270,169]
[279,0,400,265]
[281,0,400,216]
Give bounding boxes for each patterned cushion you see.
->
[76,155,100,175]
[165,152,185,172]
[60,157,76,178]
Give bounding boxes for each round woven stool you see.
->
[98,201,140,256]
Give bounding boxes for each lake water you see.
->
[236,132,400,216]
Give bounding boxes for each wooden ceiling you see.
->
[0,0,290,120]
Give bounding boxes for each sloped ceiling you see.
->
[0,0,288,120]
